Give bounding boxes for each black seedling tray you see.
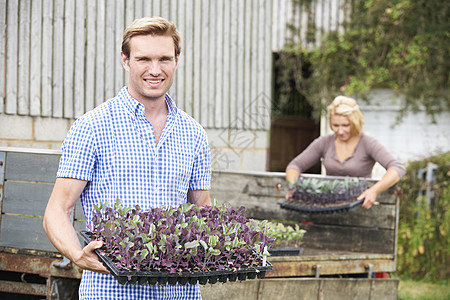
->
[269,247,304,256]
[79,231,272,286]
[278,198,364,215]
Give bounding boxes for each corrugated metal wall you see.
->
[272,0,349,51]
[0,0,347,130]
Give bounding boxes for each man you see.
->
[43,17,211,299]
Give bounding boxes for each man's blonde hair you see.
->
[327,96,364,136]
[122,17,181,58]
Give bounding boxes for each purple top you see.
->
[286,133,406,178]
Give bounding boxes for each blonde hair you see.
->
[122,17,181,58]
[327,96,364,136]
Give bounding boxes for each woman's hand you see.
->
[358,187,378,209]
[285,187,296,199]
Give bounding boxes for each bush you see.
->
[397,152,449,281]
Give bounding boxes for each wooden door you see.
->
[268,116,321,173]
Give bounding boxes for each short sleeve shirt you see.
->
[57,87,211,299]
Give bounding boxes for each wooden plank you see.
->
[63,0,75,118]
[169,0,177,23]
[201,278,398,300]
[95,0,106,107]
[200,0,209,126]
[41,0,53,116]
[0,0,6,109]
[250,0,258,129]
[3,181,53,216]
[114,0,125,94]
[17,0,31,115]
[183,0,193,116]
[5,0,18,114]
[243,0,251,128]
[74,200,86,221]
[52,0,64,117]
[74,0,86,118]
[258,279,319,300]
[85,0,96,112]
[300,223,394,253]
[322,279,371,299]
[0,151,4,202]
[125,0,135,31]
[104,0,116,102]
[222,0,230,127]
[213,0,224,128]
[0,215,56,252]
[143,0,152,17]
[229,0,238,128]
[134,0,143,19]
[200,279,260,300]
[152,0,161,18]
[176,0,186,110]
[268,257,396,277]
[160,0,170,20]
[371,279,400,300]
[192,0,201,121]
[4,152,59,183]
[30,0,43,116]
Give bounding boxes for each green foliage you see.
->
[262,221,306,248]
[278,0,449,120]
[397,152,450,281]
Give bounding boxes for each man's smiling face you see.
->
[121,34,179,104]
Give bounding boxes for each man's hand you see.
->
[73,241,109,274]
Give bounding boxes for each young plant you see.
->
[86,200,275,273]
[262,221,306,249]
[290,177,367,206]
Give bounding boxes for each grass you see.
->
[398,278,450,300]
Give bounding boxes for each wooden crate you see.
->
[210,170,400,276]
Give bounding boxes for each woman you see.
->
[285,96,405,209]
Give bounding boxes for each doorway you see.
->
[269,52,321,173]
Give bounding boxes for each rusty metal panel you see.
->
[0,252,82,279]
[0,280,47,296]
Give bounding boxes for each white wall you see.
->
[322,89,450,178]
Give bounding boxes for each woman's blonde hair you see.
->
[122,17,181,59]
[327,96,364,136]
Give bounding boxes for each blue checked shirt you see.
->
[57,87,211,299]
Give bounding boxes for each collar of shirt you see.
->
[119,86,178,119]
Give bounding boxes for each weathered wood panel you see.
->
[300,224,394,253]
[0,215,56,252]
[5,0,18,114]
[41,0,53,117]
[63,0,75,118]
[30,0,43,116]
[4,152,59,183]
[0,0,6,112]
[18,0,31,115]
[211,171,398,230]
[2,0,278,130]
[2,181,53,216]
[200,278,399,300]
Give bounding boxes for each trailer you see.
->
[0,147,400,299]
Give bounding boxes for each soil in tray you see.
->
[78,231,272,286]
